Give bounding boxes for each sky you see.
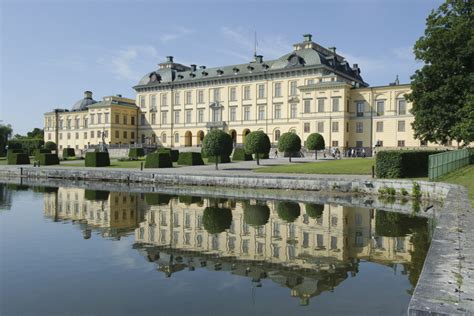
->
[1,0,444,135]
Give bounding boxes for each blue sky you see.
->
[1,0,444,135]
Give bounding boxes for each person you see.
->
[362,148,366,158]
[274,149,278,158]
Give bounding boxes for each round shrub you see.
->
[277,201,301,223]
[278,132,301,162]
[243,202,270,226]
[306,133,325,159]
[44,141,57,151]
[202,130,233,169]
[305,203,324,218]
[244,131,271,165]
[202,206,232,234]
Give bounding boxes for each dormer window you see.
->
[233,67,239,74]
[247,65,254,72]
[217,69,224,76]
[177,74,184,79]
[149,72,161,83]
[262,63,269,70]
[202,71,208,76]
[189,73,196,78]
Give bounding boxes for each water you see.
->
[0,183,430,316]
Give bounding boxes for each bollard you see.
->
[140,162,143,171]
[371,166,375,178]
[20,167,23,176]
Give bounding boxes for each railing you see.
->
[206,121,227,129]
[428,148,470,181]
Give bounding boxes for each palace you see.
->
[44,34,451,155]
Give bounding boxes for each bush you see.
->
[276,201,301,223]
[469,148,474,164]
[202,206,232,234]
[44,141,57,151]
[157,148,179,162]
[34,149,51,161]
[244,131,271,165]
[84,190,110,201]
[7,153,30,165]
[201,147,208,158]
[128,148,145,159]
[376,150,441,178]
[232,148,253,161]
[259,152,269,159]
[177,152,204,165]
[37,153,59,165]
[145,193,173,205]
[85,152,110,167]
[144,152,172,168]
[202,130,233,169]
[8,139,44,155]
[207,154,231,163]
[63,148,76,158]
[306,133,325,159]
[305,203,324,218]
[243,202,270,226]
[278,132,301,162]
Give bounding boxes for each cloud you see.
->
[160,26,195,43]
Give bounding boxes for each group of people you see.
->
[346,147,367,158]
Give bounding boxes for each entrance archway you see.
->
[242,129,251,144]
[196,130,205,146]
[229,129,237,146]
[184,131,192,147]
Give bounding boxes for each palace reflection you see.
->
[42,187,429,305]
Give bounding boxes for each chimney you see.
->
[303,34,312,42]
[255,55,263,63]
[84,91,93,99]
[190,64,197,71]
[166,56,174,63]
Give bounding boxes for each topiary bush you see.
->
[144,152,172,168]
[44,141,57,151]
[276,201,301,223]
[34,149,51,161]
[202,206,232,234]
[7,153,30,165]
[128,148,145,159]
[244,131,271,165]
[202,130,233,170]
[376,150,441,178]
[306,133,325,160]
[157,148,179,162]
[232,148,253,161]
[243,202,270,226]
[207,154,231,163]
[177,152,204,165]
[37,153,59,165]
[85,152,110,167]
[305,203,325,219]
[62,148,76,158]
[278,132,301,162]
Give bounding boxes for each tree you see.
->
[27,128,44,140]
[277,132,301,162]
[44,141,57,151]
[243,202,270,226]
[406,0,474,145]
[276,201,301,223]
[305,203,325,219]
[306,133,325,160]
[0,124,13,156]
[202,206,232,234]
[244,131,271,165]
[202,130,233,170]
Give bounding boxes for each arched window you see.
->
[274,129,281,141]
[174,133,180,144]
[161,133,167,143]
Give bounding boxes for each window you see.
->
[84,118,88,128]
[174,92,180,105]
[197,90,204,104]
[151,95,157,108]
[123,115,127,125]
[274,82,282,97]
[244,107,251,121]
[162,133,167,143]
[398,120,405,132]
[151,113,156,125]
[131,131,134,140]
[274,104,281,119]
[90,131,94,138]
[115,114,119,124]
[48,133,51,140]
[376,121,384,132]
[304,100,311,113]
[356,102,364,116]
[243,86,251,100]
[332,98,339,112]
[131,116,135,125]
[258,106,265,120]
[230,107,236,121]
[318,99,325,112]
[115,130,119,138]
[161,94,168,106]
[198,109,204,123]
[67,132,71,140]
[307,79,314,85]
[398,140,405,147]
[84,132,88,139]
[123,131,127,139]
[304,123,310,133]
[90,114,95,125]
[97,113,103,124]
[185,91,192,105]
[332,140,339,147]
[398,99,406,115]
[332,121,339,133]
[257,84,265,99]
[59,133,63,140]
[140,95,146,108]
[174,111,180,124]
[376,101,385,116]
[229,87,237,101]
[105,113,109,124]
[141,113,146,126]
[174,133,179,144]
[274,129,280,141]
[290,104,297,118]
[289,81,297,96]
[185,110,192,123]
[161,112,168,124]
[213,88,220,102]
[356,122,363,133]
[346,122,349,132]
[317,122,324,133]
[59,120,64,129]
[356,141,363,148]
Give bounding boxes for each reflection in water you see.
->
[40,186,430,305]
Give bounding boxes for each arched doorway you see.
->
[184,131,192,147]
[242,129,251,144]
[229,129,237,147]
[274,129,281,142]
[196,130,205,146]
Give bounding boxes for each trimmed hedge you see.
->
[145,193,173,205]
[84,190,110,201]
[232,148,253,161]
[376,150,441,178]
[63,148,76,158]
[375,210,427,237]
[157,148,179,162]
[145,152,172,168]
[177,152,204,165]
[37,153,59,165]
[8,139,44,155]
[129,148,145,158]
[7,153,30,165]
[470,148,474,164]
[34,149,51,161]
[85,152,110,167]
[207,154,231,163]
[178,195,203,205]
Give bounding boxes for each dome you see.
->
[72,91,97,111]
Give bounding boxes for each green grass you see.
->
[255,158,375,175]
[437,164,474,206]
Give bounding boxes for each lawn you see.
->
[255,158,374,175]
[62,159,146,168]
[437,164,474,206]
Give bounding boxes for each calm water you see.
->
[0,183,430,316]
